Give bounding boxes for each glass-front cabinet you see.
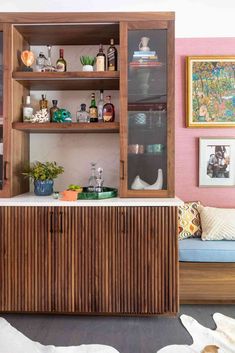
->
[0,24,10,197]
[0,27,4,191]
[120,20,175,197]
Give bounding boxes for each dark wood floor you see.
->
[2,305,235,353]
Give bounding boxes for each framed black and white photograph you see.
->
[199,137,235,187]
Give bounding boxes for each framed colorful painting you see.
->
[187,56,235,127]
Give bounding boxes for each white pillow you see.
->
[198,205,235,240]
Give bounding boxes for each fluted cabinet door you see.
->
[70,206,178,315]
[0,207,52,312]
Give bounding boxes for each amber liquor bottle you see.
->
[107,38,118,71]
[89,93,98,122]
[102,95,115,122]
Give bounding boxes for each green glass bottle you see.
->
[89,93,98,122]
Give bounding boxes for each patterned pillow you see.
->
[178,202,202,240]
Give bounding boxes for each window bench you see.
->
[179,238,235,304]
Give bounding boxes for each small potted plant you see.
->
[80,55,96,71]
[23,161,64,196]
[60,184,83,201]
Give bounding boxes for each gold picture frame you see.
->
[186,56,235,127]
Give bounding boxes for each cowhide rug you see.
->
[0,317,119,353]
[158,313,235,353]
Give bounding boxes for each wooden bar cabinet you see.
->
[0,205,179,315]
[0,12,178,315]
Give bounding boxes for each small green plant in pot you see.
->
[23,161,64,196]
[80,55,96,71]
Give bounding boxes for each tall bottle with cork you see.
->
[96,44,106,71]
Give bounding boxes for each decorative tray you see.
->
[78,187,118,200]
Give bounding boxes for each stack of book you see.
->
[129,51,162,68]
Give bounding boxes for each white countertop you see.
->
[0,193,183,207]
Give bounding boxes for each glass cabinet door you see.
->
[0,29,3,190]
[120,21,174,197]
[0,24,10,197]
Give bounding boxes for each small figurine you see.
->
[52,109,72,123]
[31,108,50,123]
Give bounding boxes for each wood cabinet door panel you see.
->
[0,206,52,312]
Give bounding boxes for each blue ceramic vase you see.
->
[34,180,54,196]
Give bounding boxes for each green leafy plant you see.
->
[23,161,64,181]
[67,184,82,191]
[80,55,96,66]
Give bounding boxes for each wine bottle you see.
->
[102,95,115,122]
[107,38,118,71]
[96,44,106,71]
[89,93,98,122]
[56,49,67,72]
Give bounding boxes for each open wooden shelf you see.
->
[12,71,120,90]
[14,23,119,45]
[12,122,120,133]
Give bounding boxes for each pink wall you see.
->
[175,38,235,207]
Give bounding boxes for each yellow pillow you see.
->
[178,202,202,240]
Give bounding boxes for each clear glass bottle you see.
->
[97,89,104,121]
[50,100,59,122]
[23,96,34,122]
[88,162,97,192]
[39,94,48,111]
[56,48,67,72]
[107,38,118,71]
[96,44,106,71]
[89,93,98,122]
[44,45,56,72]
[77,103,89,123]
[102,95,115,122]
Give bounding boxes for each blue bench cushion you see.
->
[179,237,235,262]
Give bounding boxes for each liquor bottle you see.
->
[97,89,104,121]
[39,94,48,111]
[102,95,115,122]
[107,38,118,71]
[89,93,98,122]
[23,96,34,122]
[56,49,67,72]
[50,100,59,122]
[77,103,89,123]
[96,44,106,71]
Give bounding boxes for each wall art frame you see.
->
[187,56,235,127]
[199,137,235,187]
